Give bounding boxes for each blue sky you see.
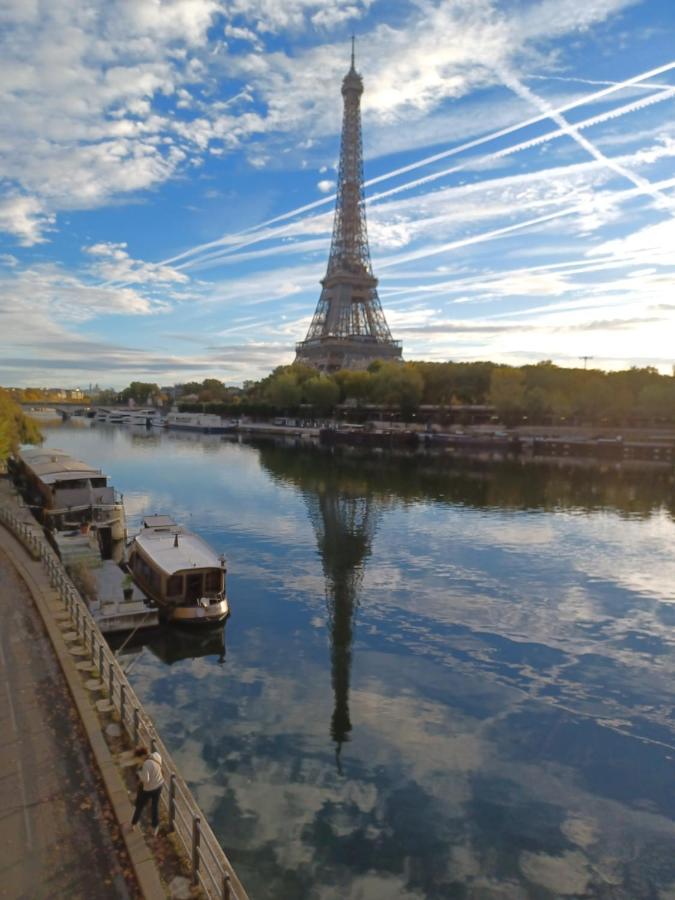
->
[0,0,674,389]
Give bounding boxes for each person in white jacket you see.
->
[130,748,165,834]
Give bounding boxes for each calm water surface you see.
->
[46,423,675,899]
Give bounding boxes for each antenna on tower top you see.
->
[350,35,355,69]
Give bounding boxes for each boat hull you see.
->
[167,599,230,626]
[165,422,236,434]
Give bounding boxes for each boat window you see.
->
[186,573,203,602]
[205,570,222,592]
[167,574,183,596]
[133,554,160,593]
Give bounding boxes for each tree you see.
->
[0,390,42,463]
[303,377,340,415]
[265,373,301,410]
[371,363,423,417]
[120,382,160,405]
[575,376,613,422]
[523,386,551,422]
[412,362,455,405]
[638,382,675,421]
[199,379,228,402]
[334,369,373,404]
[489,367,525,425]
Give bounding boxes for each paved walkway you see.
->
[0,543,140,899]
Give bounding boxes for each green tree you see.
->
[303,376,340,414]
[549,390,574,422]
[638,382,675,421]
[371,363,423,417]
[198,379,228,402]
[333,369,373,404]
[523,386,551,422]
[489,367,525,425]
[265,373,301,410]
[120,381,160,405]
[575,376,613,422]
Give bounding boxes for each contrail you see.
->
[381,254,669,306]
[178,86,675,273]
[157,58,675,269]
[377,207,582,269]
[376,174,675,273]
[498,68,674,209]
[527,73,672,90]
[359,87,675,207]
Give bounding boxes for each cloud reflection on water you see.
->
[47,425,675,898]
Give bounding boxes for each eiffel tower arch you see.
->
[295,41,402,373]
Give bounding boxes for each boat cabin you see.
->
[13,447,126,540]
[128,516,228,624]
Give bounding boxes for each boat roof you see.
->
[18,447,107,485]
[143,515,176,528]
[133,520,222,575]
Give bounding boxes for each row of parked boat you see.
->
[10,446,230,628]
[95,408,237,434]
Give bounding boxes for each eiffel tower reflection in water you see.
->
[258,443,385,772]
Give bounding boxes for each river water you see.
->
[42,422,675,899]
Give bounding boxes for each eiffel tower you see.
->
[295,40,402,373]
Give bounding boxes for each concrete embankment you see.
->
[0,476,248,900]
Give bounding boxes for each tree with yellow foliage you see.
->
[0,390,42,464]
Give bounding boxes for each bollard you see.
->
[222,872,231,900]
[168,774,176,832]
[191,816,201,885]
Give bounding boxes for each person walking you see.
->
[130,747,164,834]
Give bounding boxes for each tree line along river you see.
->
[42,422,675,899]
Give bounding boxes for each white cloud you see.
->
[586,216,675,266]
[0,263,166,322]
[0,0,226,235]
[316,179,334,193]
[0,194,55,245]
[0,0,660,246]
[224,24,264,50]
[84,241,189,285]
[223,0,371,34]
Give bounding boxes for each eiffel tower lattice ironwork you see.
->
[295,40,402,373]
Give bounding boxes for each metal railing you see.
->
[0,505,248,900]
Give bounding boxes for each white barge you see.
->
[164,412,236,434]
[127,515,229,625]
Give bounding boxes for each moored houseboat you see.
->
[127,515,229,625]
[164,412,236,434]
[12,447,126,543]
[124,408,164,428]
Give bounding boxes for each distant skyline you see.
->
[1,0,674,388]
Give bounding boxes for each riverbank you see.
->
[0,477,248,899]
[0,536,143,899]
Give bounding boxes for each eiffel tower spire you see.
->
[295,40,402,373]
